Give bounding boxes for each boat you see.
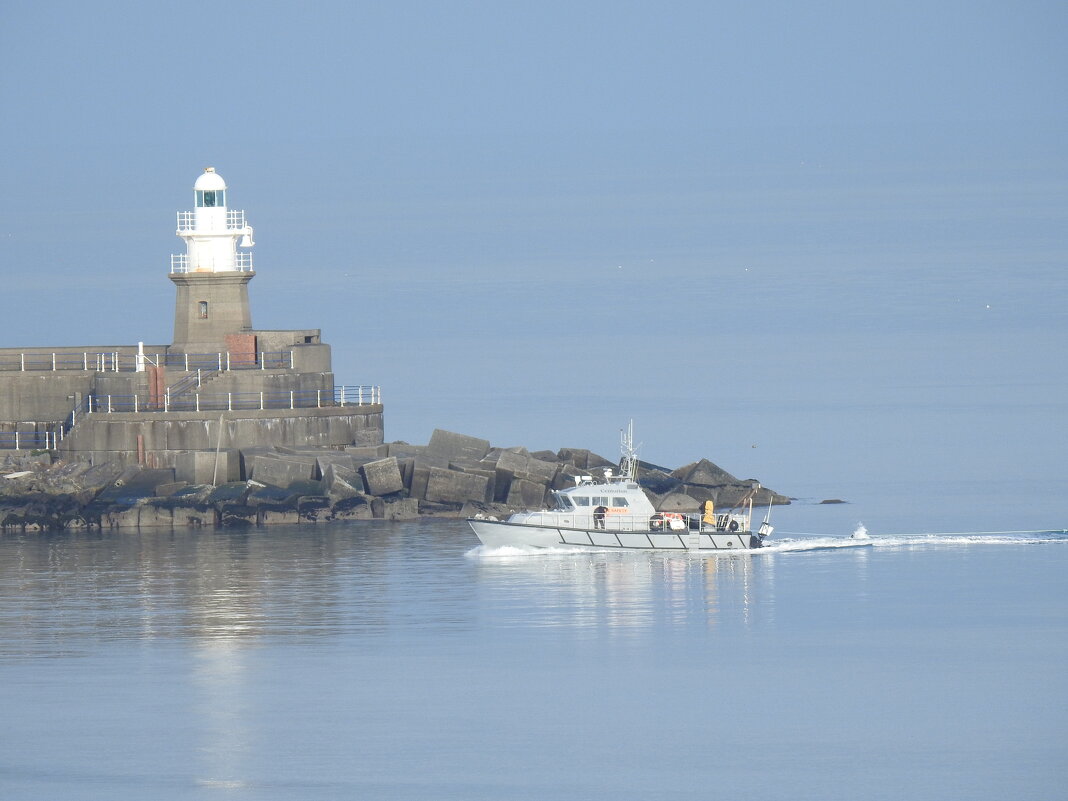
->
[468,423,773,551]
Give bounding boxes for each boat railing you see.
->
[543,511,751,533]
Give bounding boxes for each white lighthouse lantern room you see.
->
[172,167,255,274]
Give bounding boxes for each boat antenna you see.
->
[619,420,639,480]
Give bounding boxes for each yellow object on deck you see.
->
[702,500,715,525]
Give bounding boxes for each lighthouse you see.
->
[169,167,256,354]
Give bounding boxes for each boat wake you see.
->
[466,530,1068,559]
[761,529,1068,554]
[466,544,590,559]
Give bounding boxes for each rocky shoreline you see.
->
[0,429,789,531]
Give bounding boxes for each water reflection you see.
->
[470,548,778,633]
[0,523,471,656]
[0,522,782,659]
[193,640,251,790]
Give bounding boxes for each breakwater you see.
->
[0,429,789,530]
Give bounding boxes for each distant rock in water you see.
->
[819,499,847,504]
[0,429,790,530]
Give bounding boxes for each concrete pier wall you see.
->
[56,405,384,468]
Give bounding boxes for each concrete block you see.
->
[102,506,141,529]
[636,468,683,496]
[288,479,326,498]
[557,448,614,470]
[679,484,716,506]
[219,504,257,526]
[418,500,463,516]
[135,504,173,529]
[209,482,252,505]
[173,484,214,503]
[259,506,299,525]
[556,448,590,468]
[493,450,555,502]
[656,492,700,513]
[298,496,331,523]
[459,501,515,519]
[170,504,213,527]
[494,449,557,483]
[344,445,389,459]
[119,467,176,490]
[383,498,419,520]
[174,449,238,484]
[427,430,490,463]
[506,478,548,508]
[451,465,496,502]
[397,457,414,490]
[78,462,125,490]
[386,443,427,459]
[410,466,430,500]
[671,459,738,487]
[551,463,586,491]
[323,466,362,501]
[522,456,558,484]
[247,454,317,487]
[238,446,276,479]
[330,494,374,520]
[316,453,356,478]
[247,484,292,505]
[360,457,404,496]
[408,456,451,500]
[425,467,490,504]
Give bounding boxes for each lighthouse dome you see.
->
[194,167,227,191]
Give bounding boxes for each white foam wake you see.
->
[760,530,1068,553]
[466,530,1068,559]
[466,544,586,559]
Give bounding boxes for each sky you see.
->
[1,1,1066,522]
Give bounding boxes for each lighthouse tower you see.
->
[169,167,256,354]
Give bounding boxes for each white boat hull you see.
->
[469,519,763,551]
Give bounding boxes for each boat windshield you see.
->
[553,493,574,510]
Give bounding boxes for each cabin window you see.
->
[554,494,574,510]
[593,496,608,506]
[574,497,590,506]
[612,497,628,507]
[198,301,209,319]
[195,189,226,208]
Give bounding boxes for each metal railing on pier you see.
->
[80,385,380,414]
[0,385,379,451]
[0,350,293,373]
[0,430,59,450]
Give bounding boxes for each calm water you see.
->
[1,517,1065,800]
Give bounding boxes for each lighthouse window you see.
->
[195,189,225,208]
[198,301,209,319]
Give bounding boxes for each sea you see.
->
[1,503,1065,800]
